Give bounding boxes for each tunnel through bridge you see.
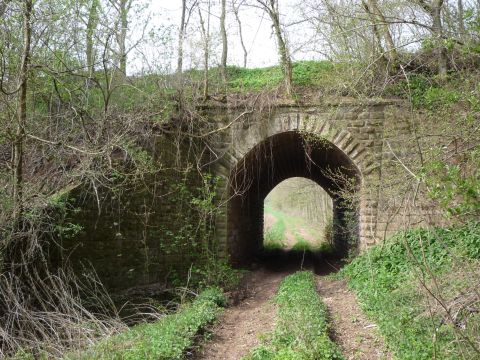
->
[211,104,385,265]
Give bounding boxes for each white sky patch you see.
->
[128,0,322,74]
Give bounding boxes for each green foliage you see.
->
[424,153,480,220]
[291,61,335,86]
[190,174,221,217]
[194,287,227,307]
[339,223,480,359]
[67,288,226,360]
[244,271,343,360]
[227,65,284,91]
[264,215,287,250]
[225,61,336,92]
[423,87,461,110]
[159,173,220,256]
[263,198,329,252]
[189,259,246,292]
[391,72,479,112]
[316,242,336,255]
[390,70,480,223]
[291,235,310,252]
[47,189,84,240]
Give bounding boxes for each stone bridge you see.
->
[65,99,434,291]
[206,99,403,265]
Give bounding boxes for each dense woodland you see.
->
[0,0,480,358]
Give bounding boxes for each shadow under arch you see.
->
[227,131,361,265]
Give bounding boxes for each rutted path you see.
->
[316,275,392,360]
[196,267,289,360]
[196,260,391,360]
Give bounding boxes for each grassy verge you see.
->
[66,288,226,360]
[226,61,336,92]
[339,222,480,359]
[181,60,340,94]
[244,271,343,360]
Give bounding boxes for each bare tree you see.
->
[12,0,33,221]
[220,0,228,82]
[177,0,188,75]
[198,0,212,101]
[108,0,132,75]
[86,0,100,77]
[232,0,248,67]
[176,0,199,75]
[118,0,131,75]
[415,0,448,77]
[255,0,293,95]
[457,0,466,39]
[361,0,397,69]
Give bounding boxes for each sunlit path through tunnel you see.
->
[263,177,333,252]
[226,131,361,266]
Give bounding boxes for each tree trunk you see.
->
[198,6,210,101]
[176,0,187,75]
[220,0,227,82]
[233,2,248,67]
[13,0,33,221]
[457,0,465,39]
[86,0,99,77]
[432,0,447,78]
[367,0,397,66]
[261,0,293,95]
[118,0,128,76]
[361,0,388,64]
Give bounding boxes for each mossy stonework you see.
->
[210,99,442,264]
[62,99,441,291]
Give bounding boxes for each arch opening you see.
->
[227,131,361,266]
[263,177,333,252]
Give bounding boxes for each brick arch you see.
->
[211,107,381,264]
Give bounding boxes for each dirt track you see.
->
[195,259,391,360]
[196,267,287,360]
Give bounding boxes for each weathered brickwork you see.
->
[61,136,205,291]
[208,99,441,262]
[63,99,441,292]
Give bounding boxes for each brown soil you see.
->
[196,263,391,360]
[195,267,288,360]
[316,276,392,360]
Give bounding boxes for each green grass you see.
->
[263,205,324,251]
[291,234,311,252]
[226,61,336,92]
[338,222,480,359]
[66,288,226,360]
[244,271,344,360]
[264,206,287,250]
[182,60,339,93]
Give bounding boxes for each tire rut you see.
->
[195,268,289,360]
[316,276,392,360]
